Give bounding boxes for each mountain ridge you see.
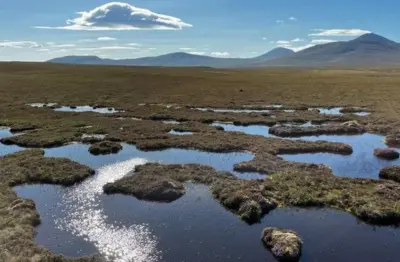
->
[47,47,295,67]
[48,33,400,67]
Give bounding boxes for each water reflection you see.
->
[281,133,400,178]
[15,182,400,262]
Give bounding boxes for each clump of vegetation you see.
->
[104,162,400,226]
[0,150,99,261]
[379,166,400,182]
[104,164,219,201]
[0,150,94,186]
[269,122,365,137]
[374,148,399,160]
[261,227,303,262]
[340,107,365,113]
[384,134,400,148]
[88,141,123,155]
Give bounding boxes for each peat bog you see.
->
[1,63,400,261]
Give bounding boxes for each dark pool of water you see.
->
[0,128,24,156]
[44,143,262,180]
[15,181,400,262]
[54,106,120,114]
[281,133,400,179]
[210,122,397,179]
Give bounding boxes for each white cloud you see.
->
[289,17,297,21]
[309,29,371,37]
[276,40,290,45]
[289,44,315,52]
[262,37,267,41]
[50,49,68,53]
[127,43,141,46]
[0,41,41,48]
[291,38,304,42]
[180,47,194,51]
[147,47,156,50]
[49,44,76,48]
[211,52,230,57]
[37,48,50,52]
[76,46,139,51]
[35,2,192,31]
[310,39,338,44]
[188,51,205,55]
[276,20,284,24]
[97,36,117,41]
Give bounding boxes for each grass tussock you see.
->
[104,163,400,226]
[0,150,99,261]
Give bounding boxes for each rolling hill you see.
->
[48,48,295,67]
[48,33,400,67]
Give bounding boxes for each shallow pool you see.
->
[0,128,24,156]
[281,133,400,178]
[15,181,400,262]
[54,106,120,114]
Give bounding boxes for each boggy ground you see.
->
[0,150,101,261]
[105,163,400,226]
[1,63,400,259]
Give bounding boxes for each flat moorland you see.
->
[1,62,400,260]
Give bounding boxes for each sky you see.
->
[0,0,398,61]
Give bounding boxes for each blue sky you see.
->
[0,0,398,61]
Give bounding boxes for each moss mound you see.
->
[261,227,303,262]
[89,141,123,155]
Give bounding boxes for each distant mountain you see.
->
[48,34,400,68]
[260,33,400,67]
[255,47,295,60]
[47,48,295,68]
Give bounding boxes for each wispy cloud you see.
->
[97,36,117,41]
[289,17,297,21]
[289,44,315,52]
[49,44,76,48]
[0,41,41,48]
[211,52,230,57]
[276,20,284,24]
[309,29,371,37]
[180,47,195,51]
[37,48,50,52]
[35,2,192,31]
[276,40,290,45]
[76,46,139,51]
[262,37,267,41]
[127,43,141,47]
[291,38,304,42]
[188,51,205,55]
[311,39,338,44]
